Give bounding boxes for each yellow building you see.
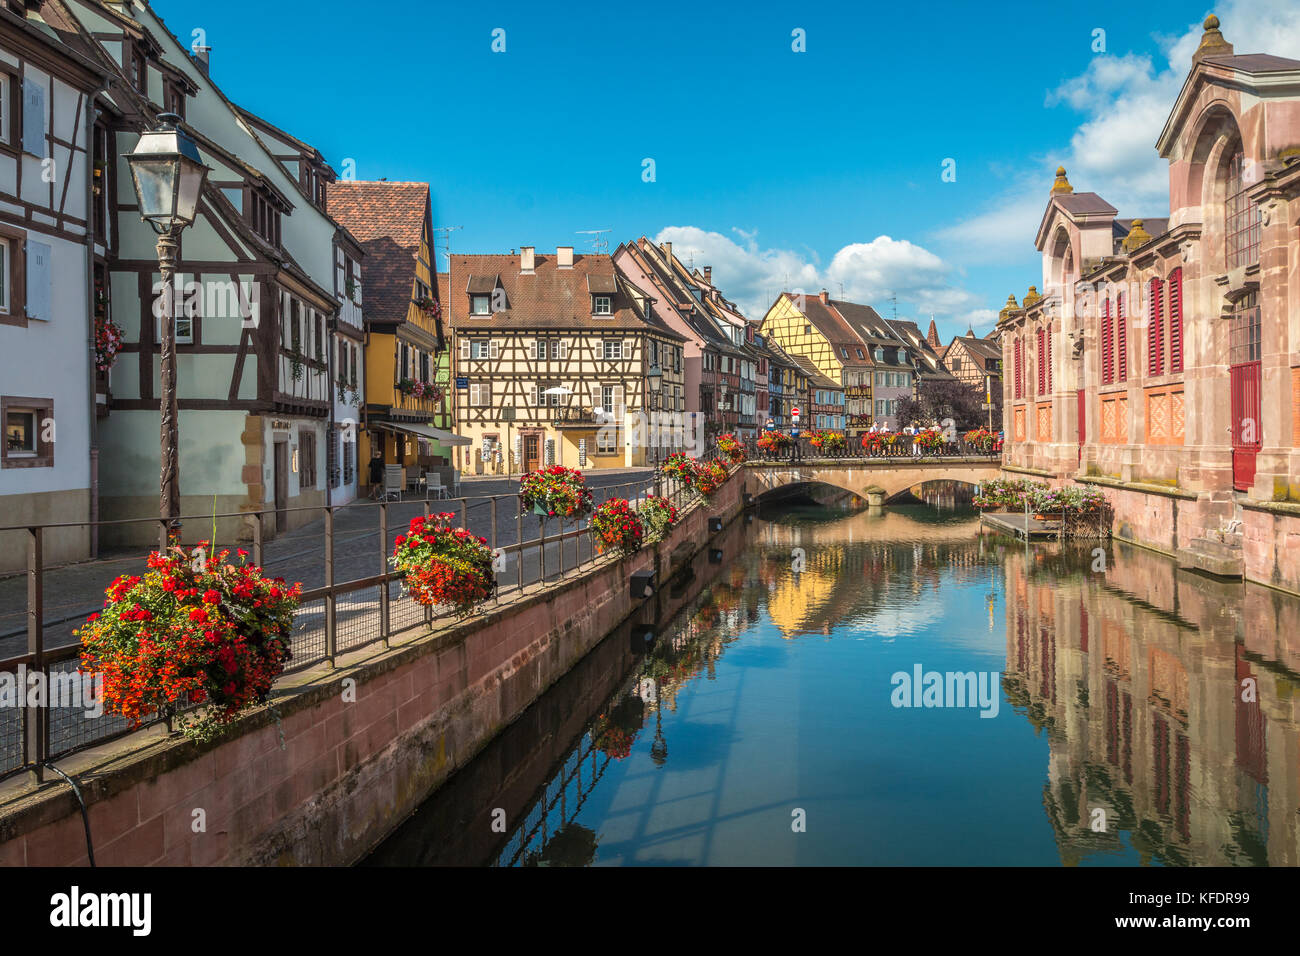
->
[327,181,456,488]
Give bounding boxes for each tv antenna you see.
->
[433,225,462,261]
[576,228,611,253]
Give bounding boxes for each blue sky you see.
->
[153,0,1300,339]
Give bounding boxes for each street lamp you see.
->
[126,114,211,548]
[647,363,662,495]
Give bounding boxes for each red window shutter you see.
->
[1116,293,1127,383]
[1014,338,1022,398]
[1101,298,1114,385]
[1168,268,1183,373]
[1046,323,1053,392]
[1147,278,1164,376]
[1037,327,1046,395]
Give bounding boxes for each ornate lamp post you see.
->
[124,114,210,548]
[647,362,662,496]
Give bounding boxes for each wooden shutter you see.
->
[25,239,50,321]
[1046,324,1053,392]
[22,80,44,155]
[1116,294,1127,382]
[1036,327,1045,395]
[1147,278,1164,376]
[529,383,538,407]
[459,338,469,361]
[528,339,537,361]
[1101,298,1114,384]
[613,384,625,419]
[1014,338,1022,399]
[1167,268,1183,373]
[489,339,499,360]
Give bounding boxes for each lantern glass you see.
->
[124,117,209,230]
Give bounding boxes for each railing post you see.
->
[379,502,390,647]
[324,507,337,667]
[558,516,565,579]
[539,518,547,585]
[516,507,524,593]
[252,510,264,568]
[490,496,499,602]
[26,527,44,783]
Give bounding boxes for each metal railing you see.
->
[0,469,711,783]
[742,435,1002,462]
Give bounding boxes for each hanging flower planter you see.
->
[389,513,495,617]
[716,433,745,463]
[590,498,643,556]
[75,544,301,738]
[518,465,593,519]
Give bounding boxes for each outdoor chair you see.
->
[425,472,447,499]
[382,465,404,502]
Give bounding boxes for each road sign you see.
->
[791,406,800,417]
[456,376,468,389]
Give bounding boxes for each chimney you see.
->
[819,289,829,304]
[662,241,672,263]
[520,246,535,274]
[556,246,574,269]
[703,266,712,284]
[195,45,211,76]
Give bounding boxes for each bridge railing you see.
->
[742,435,1002,462]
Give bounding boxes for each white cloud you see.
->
[935,1,1300,265]
[652,226,981,328]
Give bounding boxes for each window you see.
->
[130,46,147,93]
[840,347,848,359]
[469,382,492,407]
[597,429,618,454]
[1225,150,1261,269]
[951,356,963,371]
[299,431,316,487]
[248,190,281,248]
[1167,269,1183,374]
[164,81,186,119]
[470,294,491,315]
[0,237,9,314]
[1229,292,1261,366]
[1116,293,1128,383]
[552,340,567,360]
[874,347,884,361]
[459,338,497,361]
[1,396,53,468]
[1147,278,1164,376]
[1101,297,1114,385]
[856,348,864,359]
[603,340,622,360]
[593,295,612,315]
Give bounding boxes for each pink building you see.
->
[998,16,1300,594]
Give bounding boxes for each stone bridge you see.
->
[741,457,1003,504]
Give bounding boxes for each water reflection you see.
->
[366,501,1300,867]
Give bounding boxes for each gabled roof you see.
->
[788,354,842,391]
[620,238,742,353]
[326,181,433,326]
[445,251,684,338]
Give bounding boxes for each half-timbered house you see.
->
[0,2,106,572]
[53,0,365,544]
[445,247,686,474]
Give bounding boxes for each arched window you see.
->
[1225,150,1261,269]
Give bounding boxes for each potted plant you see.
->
[694,459,729,499]
[661,451,697,489]
[389,513,495,617]
[637,495,679,543]
[716,433,745,463]
[965,427,997,454]
[590,498,643,556]
[757,431,790,457]
[94,313,124,373]
[913,428,945,453]
[518,465,593,519]
[75,543,300,738]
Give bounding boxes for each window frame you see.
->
[1,395,53,468]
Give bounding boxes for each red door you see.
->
[1229,296,1261,492]
[1077,389,1086,465]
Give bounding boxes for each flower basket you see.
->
[637,495,679,543]
[94,314,124,373]
[756,431,790,455]
[717,433,745,463]
[389,513,495,616]
[590,498,643,556]
[75,543,300,737]
[519,466,593,519]
[694,459,728,499]
[964,427,997,453]
[913,428,946,451]
[661,451,697,488]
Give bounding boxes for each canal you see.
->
[365,492,1300,866]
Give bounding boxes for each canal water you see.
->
[365,494,1299,867]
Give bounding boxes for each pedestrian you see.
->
[368,452,385,499]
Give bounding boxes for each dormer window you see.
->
[592,295,612,316]
[129,45,148,94]
[248,188,282,248]
[470,293,491,315]
[163,80,186,119]
[874,347,884,362]
[856,348,864,359]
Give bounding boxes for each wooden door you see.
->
[523,433,540,473]
[274,441,288,532]
[1229,296,1261,492]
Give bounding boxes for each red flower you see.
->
[202,589,220,604]
[189,608,207,623]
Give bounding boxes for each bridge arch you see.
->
[741,460,1004,504]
